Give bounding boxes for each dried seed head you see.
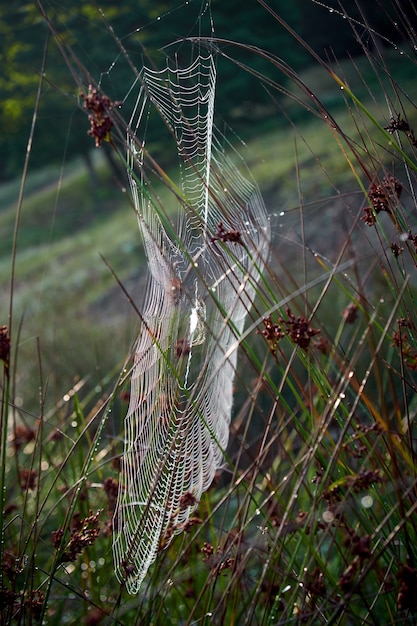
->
[179,491,197,510]
[211,222,244,245]
[280,307,320,351]
[258,315,285,351]
[19,469,37,491]
[12,424,36,451]
[362,174,402,226]
[385,113,417,146]
[0,325,11,374]
[397,563,417,612]
[52,510,102,563]
[103,477,119,512]
[342,303,359,324]
[82,86,120,148]
[176,338,191,357]
[390,242,404,258]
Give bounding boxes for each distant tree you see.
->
[0,4,46,179]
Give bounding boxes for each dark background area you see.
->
[1,0,414,181]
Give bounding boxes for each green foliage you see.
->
[1,0,412,180]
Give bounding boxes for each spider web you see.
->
[112,52,270,594]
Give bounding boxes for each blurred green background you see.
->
[0,0,414,414]
[0,0,406,179]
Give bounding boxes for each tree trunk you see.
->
[102,142,126,187]
[83,150,100,190]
